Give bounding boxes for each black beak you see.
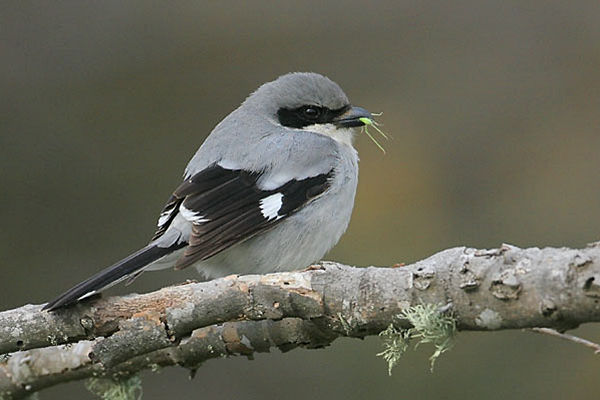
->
[333,106,373,128]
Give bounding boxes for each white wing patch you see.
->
[157,211,172,227]
[179,205,210,223]
[157,201,179,228]
[260,193,283,220]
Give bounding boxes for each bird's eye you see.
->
[303,106,321,119]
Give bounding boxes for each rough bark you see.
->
[2,243,600,399]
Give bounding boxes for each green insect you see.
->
[359,114,389,153]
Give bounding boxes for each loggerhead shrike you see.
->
[43,72,373,311]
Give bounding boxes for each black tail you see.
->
[43,244,180,311]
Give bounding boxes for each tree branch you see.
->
[2,243,600,398]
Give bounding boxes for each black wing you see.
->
[152,164,332,270]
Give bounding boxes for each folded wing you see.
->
[153,164,333,270]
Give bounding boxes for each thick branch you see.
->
[2,243,600,398]
[0,318,332,399]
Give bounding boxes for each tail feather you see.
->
[43,244,182,311]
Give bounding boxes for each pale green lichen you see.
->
[337,312,352,335]
[377,324,411,376]
[378,303,457,374]
[85,375,143,400]
[149,363,162,373]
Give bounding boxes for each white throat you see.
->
[304,123,355,147]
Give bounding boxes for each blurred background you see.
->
[2,1,600,399]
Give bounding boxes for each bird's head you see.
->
[244,72,374,147]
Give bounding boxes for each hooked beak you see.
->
[333,106,373,128]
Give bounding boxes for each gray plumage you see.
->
[43,72,371,311]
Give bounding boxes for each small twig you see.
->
[530,327,600,354]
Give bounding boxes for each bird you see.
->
[43,72,373,311]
